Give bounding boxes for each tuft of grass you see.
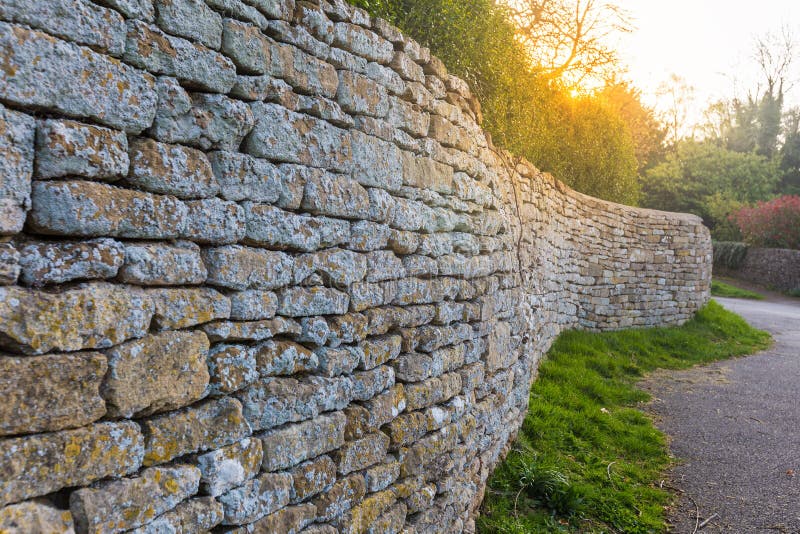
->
[711,280,764,300]
[478,300,771,533]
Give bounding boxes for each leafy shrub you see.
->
[730,195,800,249]
[712,241,749,270]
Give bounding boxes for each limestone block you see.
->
[252,339,318,376]
[349,130,403,190]
[0,282,153,355]
[0,499,74,534]
[207,343,259,396]
[0,23,156,133]
[334,432,390,475]
[259,412,346,471]
[278,287,350,316]
[229,290,279,320]
[312,474,366,522]
[154,0,223,49]
[118,241,207,286]
[195,437,263,497]
[0,244,19,285]
[182,198,246,244]
[201,316,301,343]
[209,150,283,203]
[0,351,107,436]
[95,0,154,20]
[349,221,390,251]
[218,471,292,525]
[19,239,125,286]
[364,251,405,283]
[297,94,355,128]
[0,0,125,55]
[293,248,367,286]
[128,138,219,199]
[298,316,330,346]
[332,22,393,64]
[358,335,402,370]
[351,365,395,402]
[221,18,272,73]
[289,455,336,502]
[0,421,143,506]
[363,458,401,492]
[141,397,251,466]
[268,40,339,98]
[28,180,188,239]
[0,105,34,236]
[127,497,224,534]
[228,503,316,533]
[335,488,397,534]
[150,77,254,150]
[123,20,236,93]
[246,0,295,21]
[146,287,231,330]
[101,330,210,418]
[35,119,129,181]
[243,203,351,251]
[237,377,322,431]
[301,172,371,219]
[203,245,293,291]
[314,346,361,377]
[336,71,390,117]
[243,103,351,172]
[69,464,200,534]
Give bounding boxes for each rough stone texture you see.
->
[0,2,712,531]
[715,246,800,293]
[35,119,129,181]
[69,464,200,533]
[0,351,107,436]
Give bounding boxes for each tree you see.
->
[779,107,800,195]
[656,74,696,147]
[508,0,632,87]
[640,140,780,237]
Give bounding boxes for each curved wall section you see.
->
[0,0,711,532]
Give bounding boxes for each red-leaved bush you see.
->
[730,195,800,250]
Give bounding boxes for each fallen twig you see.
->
[607,461,617,488]
[698,513,719,530]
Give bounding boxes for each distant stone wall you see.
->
[716,247,800,292]
[0,0,711,532]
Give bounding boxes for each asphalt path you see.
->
[641,290,800,533]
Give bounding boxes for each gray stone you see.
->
[128,497,224,534]
[0,351,106,436]
[0,421,143,506]
[128,137,219,199]
[0,244,19,285]
[301,172,371,219]
[365,251,405,283]
[259,412,346,471]
[141,397,251,466]
[218,471,292,525]
[0,23,156,133]
[349,221,391,251]
[195,437,263,497]
[243,103,351,172]
[229,290,279,320]
[0,0,125,55]
[203,245,293,291]
[350,130,402,190]
[69,465,200,534]
[312,474,365,522]
[18,238,125,286]
[297,95,354,127]
[35,119,129,181]
[251,339,318,376]
[336,71,389,117]
[0,105,34,236]
[232,73,298,103]
[243,0,295,21]
[150,77,254,150]
[154,0,223,49]
[236,377,320,431]
[293,248,367,287]
[118,241,207,286]
[243,203,350,251]
[334,432,390,475]
[268,40,339,98]
[0,499,74,534]
[124,20,236,93]
[295,1,335,44]
[101,330,210,418]
[298,316,330,346]
[207,0,268,30]
[146,287,231,329]
[359,335,402,370]
[201,316,301,343]
[0,282,153,355]
[95,0,154,20]
[207,343,259,396]
[209,150,283,203]
[221,18,272,73]
[278,287,350,316]
[28,180,188,239]
[332,22,393,64]
[315,346,361,377]
[231,503,316,533]
[289,455,336,502]
[182,198,246,244]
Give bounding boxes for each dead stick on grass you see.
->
[698,513,719,530]
[607,461,617,488]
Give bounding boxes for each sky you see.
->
[612,0,800,129]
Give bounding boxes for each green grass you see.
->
[478,300,771,534]
[710,280,764,300]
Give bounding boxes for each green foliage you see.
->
[478,301,771,533]
[712,241,749,270]
[640,140,780,236]
[348,0,643,205]
[710,280,764,300]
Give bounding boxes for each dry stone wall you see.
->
[0,0,711,532]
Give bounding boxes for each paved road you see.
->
[642,292,800,533]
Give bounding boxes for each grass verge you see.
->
[711,280,764,300]
[477,300,771,533]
